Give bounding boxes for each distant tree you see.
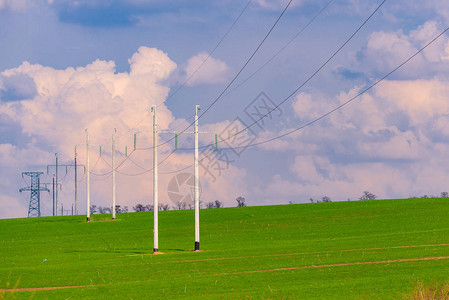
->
[309,198,314,203]
[206,202,215,209]
[90,205,97,214]
[321,196,332,203]
[214,200,224,208]
[159,203,170,211]
[174,201,187,210]
[115,205,128,213]
[133,204,145,212]
[421,195,429,199]
[102,207,112,214]
[359,191,376,201]
[441,192,449,198]
[145,204,154,211]
[236,196,246,207]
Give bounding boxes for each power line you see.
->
[157,0,253,108]
[159,26,449,175]
[164,0,387,153]
[224,0,335,97]
[235,26,449,149]
[142,0,294,152]
[70,0,384,180]
[219,0,387,147]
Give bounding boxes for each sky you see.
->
[1,0,449,218]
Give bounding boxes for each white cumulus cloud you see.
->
[178,52,230,87]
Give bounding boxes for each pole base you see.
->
[194,241,200,251]
[153,248,158,253]
[86,217,90,222]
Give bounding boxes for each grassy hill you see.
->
[1,198,449,299]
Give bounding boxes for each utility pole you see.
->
[152,106,159,253]
[47,154,71,217]
[55,153,58,216]
[134,105,212,252]
[74,147,78,215]
[47,154,78,216]
[71,146,84,216]
[86,129,90,222]
[52,175,55,216]
[112,129,116,220]
[194,105,200,251]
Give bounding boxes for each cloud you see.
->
[0,46,251,218]
[253,0,306,11]
[0,47,177,215]
[49,1,216,28]
[273,73,449,203]
[176,52,230,87]
[355,21,449,78]
[128,46,177,79]
[0,0,31,12]
[0,73,37,101]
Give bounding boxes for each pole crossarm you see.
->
[19,186,50,192]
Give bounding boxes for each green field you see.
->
[1,198,449,299]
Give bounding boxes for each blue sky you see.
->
[1,0,449,218]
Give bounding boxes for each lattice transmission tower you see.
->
[19,172,50,217]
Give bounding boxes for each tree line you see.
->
[300,190,449,204]
[90,190,449,214]
[89,196,247,214]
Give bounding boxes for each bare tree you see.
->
[321,196,332,203]
[206,202,215,209]
[159,203,170,211]
[214,200,223,208]
[90,205,97,214]
[236,196,246,207]
[145,204,154,211]
[115,205,128,213]
[359,191,376,201]
[102,207,112,214]
[174,201,187,210]
[442,192,449,198]
[309,198,314,203]
[133,204,145,212]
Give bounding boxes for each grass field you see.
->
[1,198,449,299]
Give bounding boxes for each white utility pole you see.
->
[194,105,200,251]
[52,175,55,216]
[152,105,159,253]
[55,153,58,216]
[74,147,78,215]
[86,129,90,222]
[112,129,116,220]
